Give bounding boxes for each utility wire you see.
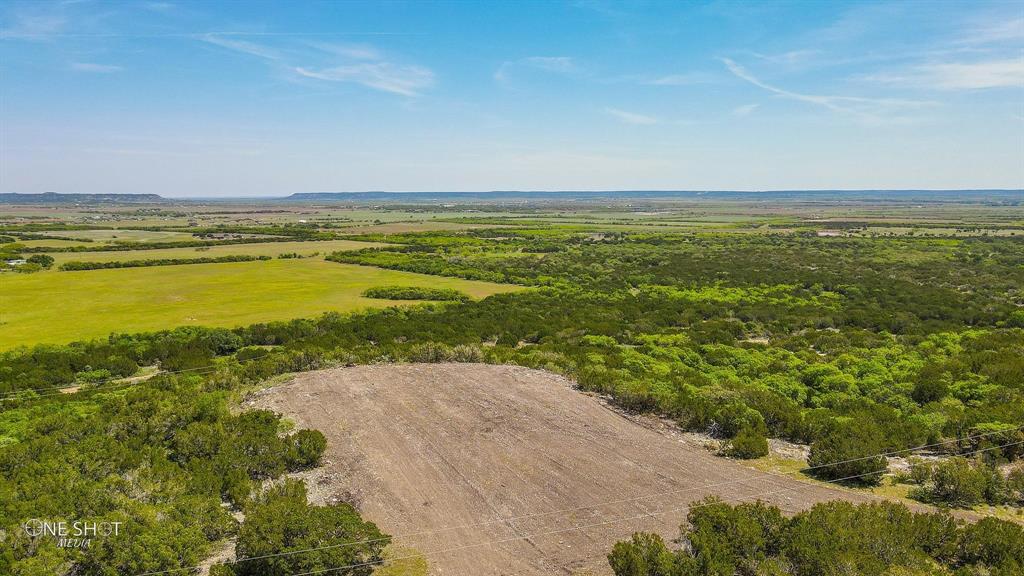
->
[284,439,1024,576]
[133,427,1023,576]
[0,350,287,401]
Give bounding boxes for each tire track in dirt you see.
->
[252,363,894,575]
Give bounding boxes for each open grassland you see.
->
[0,259,521,348]
[17,238,94,249]
[38,228,199,242]
[39,238,387,268]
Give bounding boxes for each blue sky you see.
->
[1,0,1022,197]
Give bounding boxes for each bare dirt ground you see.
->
[251,363,893,576]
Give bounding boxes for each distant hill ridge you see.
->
[2,190,1021,204]
[0,192,165,204]
[286,190,1024,202]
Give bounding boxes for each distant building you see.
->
[5,259,26,266]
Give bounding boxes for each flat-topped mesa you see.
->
[0,192,166,204]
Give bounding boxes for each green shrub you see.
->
[234,346,269,361]
[808,420,888,485]
[907,457,935,485]
[1008,468,1024,505]
[723,426,770,459]
[209,564,236,576]
[222,468,253,509]
[958,517,1024,571]
[451,344,484,362]
[287,429,327,469]
[918,457,989,507]
[232,479,388,576]
[606,500,1010,576]
[26,254,54,268]
[712,402,766,439]
[607,532,677,576]
[408,342,454,362]
[911,457,1013,508]
[1007,309,1024,328]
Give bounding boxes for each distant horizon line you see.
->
[3,188,1024,200]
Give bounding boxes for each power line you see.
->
[0,349,286,401]
[284,439,1024,576]
[132,427,1023,576]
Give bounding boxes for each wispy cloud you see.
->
[201,34,433,97]
[494,56,576,82]
[201,34,282,61]
[310,42,382,61]
[732,103,759,117]
[957,17,1024,45]
[142,2,176,13]
[70,62,123,73]
[0,7,67,40]
[604,107,657,125]
[523,56,575,72]
[750,49,822,67]
[645,72,713,86]
[720,57,933,122]
[865,58,1024,91]
[294,63,434,97]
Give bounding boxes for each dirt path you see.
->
[252,363,895,575]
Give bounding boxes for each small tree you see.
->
[607,532,677,576]
[1007,468,1024,505]
[907,457,934,485]
[26,254,54,269]
[234,479,388,576]
[723,426,769,459]
[287,429,327,469]
[928,457,986,507]
[807,420,888,485]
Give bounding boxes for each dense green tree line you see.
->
[905,457,1024,508]
[5,287,1021,489]
[0,243,53,273]
[5,232,95,242]
[19,237,310,253]
[59,254,272,271]
[4,228,1024,574]
[607,498,1023,576]
[329,232,1024,334]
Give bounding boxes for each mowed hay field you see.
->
[39,239,388,267]
[253,364,892,576]
[0,260,520,348]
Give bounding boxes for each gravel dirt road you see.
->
[252,363,891,575]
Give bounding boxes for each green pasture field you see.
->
[39,229,199,242]
[334,220,506,234]
[39,238,387,268]
[0,258,522,349]
[17,239,94,249]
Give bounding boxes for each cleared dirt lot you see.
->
[253,363,885,575]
